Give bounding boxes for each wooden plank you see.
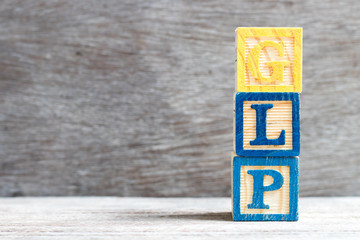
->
[236,27,302,92]
[0,197,358,239]
[0,0,359,197]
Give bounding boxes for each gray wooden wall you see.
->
[0,0,359,197]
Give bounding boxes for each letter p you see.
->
[247,170,284,209]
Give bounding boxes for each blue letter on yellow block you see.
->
[250,104,285,146]
[232,156,299,221]
[235,92,300,157]
[247,169,284,209]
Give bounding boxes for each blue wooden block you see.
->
[232,155,299,221]
[235,92,300,156]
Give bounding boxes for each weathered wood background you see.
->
[0,0,359,197]
[1,197,359,239]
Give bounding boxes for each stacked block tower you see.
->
[232,28,302,221]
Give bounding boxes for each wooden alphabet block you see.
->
[235,92,300,157]
[232,154,299,221]
[236,27,302,92]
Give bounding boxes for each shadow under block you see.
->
[234,92,300,157]
[232,155,299,221]
[236,27,302,92]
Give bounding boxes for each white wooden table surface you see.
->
[0,197,359,239]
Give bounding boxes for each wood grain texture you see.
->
[236,27,302,92]
[232,156,298,220]
[235,92,300,156]
[0,0,359,197]
[240,165,291,214]
[0,197,359,239]
[243,101,293,150]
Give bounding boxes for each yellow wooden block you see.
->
[236,27,302,92]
